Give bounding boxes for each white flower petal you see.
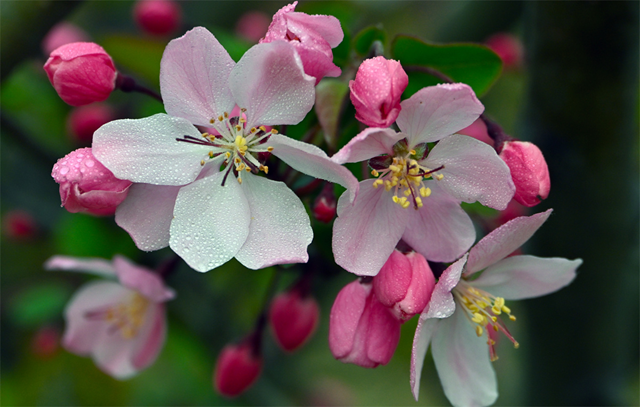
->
[423,253,467,319]
[234,174,312,269]
[410,317,439,400]
[169,172,250,272]
[45,256,116,277]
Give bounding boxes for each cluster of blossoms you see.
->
[43,2,579,405]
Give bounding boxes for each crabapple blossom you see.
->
[214,342,262,397]
[349,56,408,128]
[410,209,581,406]
[44,42,117,106]
[52,148,132,216]
[373,250,436,322]
[269,289,320,352]
[45,255,175,379]
[93,27,358,272]
[133,0,182,36]
[499,140,551,207]
[332,83,515,276]
[260,2,343,84]
[329,279,401,368]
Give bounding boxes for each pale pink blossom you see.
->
[411,210,581,406]
[269,290,320,352]
[52,148,132,216]
[214,342,262,397]
[373,250,436,322]
[45,255,175,379]
[499,140,550,207]
[133,0,182,36]
[260,2,343,84]
[93,27,357,272]
[332,83,515,276]
[329,279,401,368]
[42,22,90,56]
[350,56,408,128]
[44,42,117,106]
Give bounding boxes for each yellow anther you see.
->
[240,107,247,112]
[493,325,499,331]
[225,152,231,158]
[237,176,242,184]
[514,342,520,349]
[372,179,383,188]
[398,197,407,205]
[492,306,502,315]
[420,187,431,197]
[509,315,517,321]
[491,316,497,322]
[245,167,251,172]
[235,125,242,132]
[404,189,412,196]
[475,326,483,337]
[392,196,399,203]
[237,163,246,172]
[239,117,246,123]
[271,129,278,134]
[402,200,411,209]
[416,197,423,207]
[399,179,408,187]
[435,173,444,180]
[472,313,485,324]
[410,149,416,155]
[200,160,205,166]
[218,115,224,122]
[208,151,214,158]
[384,181,393,191]
[235,157,241,164]
[251,127,257,133]
[388,165,400,172]
[260,165,269,174]
[494,298,505,308]
[259,126,267,132]
[224,112,229,118]
[210,118,215,124]
[371,169,379,177]
[267,146,274,152]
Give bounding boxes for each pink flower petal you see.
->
[160,27,235,127]
[169,172,250,272]
[92,323,138,379]
[331,127,403,165]
[290,43,341,83]
[132,303,167,370]
[268,133,360,202]
[402,181,475,263]
[472,255,581,300]
[45,255,116,276]
[410,317,439,400]
[285,11,343,48]
[423,254,467,320]
[113,256,175,302]
[424,134,515,209]
[229,41,315,129]
[234,174,312,269]
[466,209,552,275]
[93,114,207,186]
[329,280,370,360]
[396,83,484,145]
[332,180,410,276]
[431,308,498,407]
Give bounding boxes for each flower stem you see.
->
[115,73,163,103]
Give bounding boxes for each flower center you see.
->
[85,292,150,340]
[453,280,518,362]
[368,140,444,210]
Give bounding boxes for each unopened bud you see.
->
[373,250,436,322]
[51,148,132,216]
[133,0,182,36]
[214,343,262,397]
[67,104,115,145]
[312,183,337,223]
[499,141,550,207]
[3,210,38,241]
[329,280,401,368]
[485,33,524,69]
[31,325,60,359]
[269,290,320,352]
[44,42,117,106]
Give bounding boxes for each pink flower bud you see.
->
[269,290,320,352]
[67,104,115,145]
[485,33,524,69]
[3,210,38,240]
[235,11,271,43]
[312,182,337,223]
[499,141,550,207]
[44,42,117,106]
[458,118,494,146]
[133,0,182,36]
[329,280,401,368]
[31,325,60,359]
[373,250,436,322]
[350,56,408,128]
[260,2,343,84]
[42,22,90,56]
[51,148,132,216]
[214,343,262,397]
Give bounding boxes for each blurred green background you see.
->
[1,1,638,406]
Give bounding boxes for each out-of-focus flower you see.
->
[485,33,524,69]
[42,22,90,56]
[214,342,262,397]
[411,210,581,406]
[373,250,436,322]
[499,140,550,207]
[31,325,60,358]
[269,289,320,352]
[329,279,401,368]
[457,118,494,147]
[67,104,115,145]
[349,56,408,128]
[332,83,514,276]
[3,210,38,240]
[133,0,182,36]
[45,255,175,379]
[52,148,132,216]
[44,42,117,106]
[93,27,357,272]
[235,11,271,43]
[260,1,343,84]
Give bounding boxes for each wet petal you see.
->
[331,127,403,165]
[397,83,484,145]
[93,114,206,185]
[169,172,250,272]
[466,209,552,275]
[45,256,116,277]
[234,174,312,269]
[425,134,515,209]
[332,180,410,276]
[410,317,439,400]
[473,255,581,300]
[160,27,235,126]
[423,254,467,320]
[230,41,315,129]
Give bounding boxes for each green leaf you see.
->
[315,79,349,151]
[353,25,387,56]
[391,35,502,96]
[102,35,166,87]
[9,283,71,327]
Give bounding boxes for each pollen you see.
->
[267,146,274,152]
